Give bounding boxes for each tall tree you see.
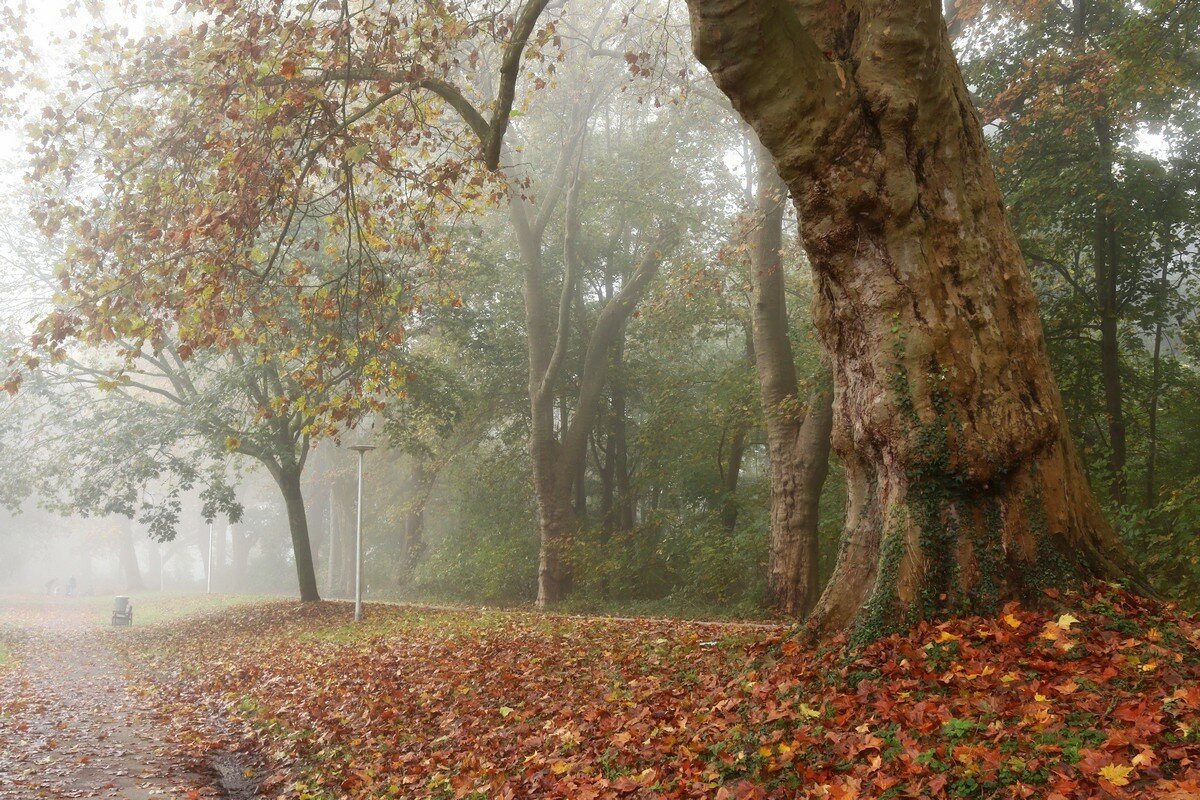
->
[747,154,833,617]
[684,0,1147,637]
[962,0,1200,506]
[521,166,677,604]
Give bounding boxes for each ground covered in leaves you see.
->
[0,595,263,799]
[93,588,1200,799]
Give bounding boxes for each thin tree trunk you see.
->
[719,422,749,533]
[326,484,338,594]
[213,520,227,591]
[687,0,1146,638]
[748,155,833,615]
[1094,198,1126,504]
[517,164,677,606]
[599,324,636,537]
[599,425,616,536]
[615,454,635,532]
[1145,316,1163,508]
[766,390,833,615]
[231,524,250,592]
[275,465,320,602]
[1075,0,1125,505]
[118,518,145,592]
[339,490,355,597]
[1144,233,1173,508]
[403,456,428,572]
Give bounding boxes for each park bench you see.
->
[112,596,133,627]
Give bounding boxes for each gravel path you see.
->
[0,602,225,800]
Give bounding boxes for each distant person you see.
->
[45,578,57,596]
[66,576,77,597]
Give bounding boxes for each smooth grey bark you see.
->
[273,464,319,602]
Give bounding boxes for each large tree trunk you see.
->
[118,518,145,592]
[748,157,833,616]
[532,438,575,606]
[686,0,1146,638]
[275,465,321,602]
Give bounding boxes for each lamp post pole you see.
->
[349,444,376,622]
[206,521,213,594]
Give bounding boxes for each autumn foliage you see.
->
[104,587,1200,799]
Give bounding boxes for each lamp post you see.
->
[349,443,377,622]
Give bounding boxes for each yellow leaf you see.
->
[1132,750,1156,767]
[499,706,514,718]
[1099,763,1134,787]
[1004,613,1022,629]
[798,704,821,719]
[1056,613,1080,629]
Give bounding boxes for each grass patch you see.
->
[93,592,273,627]
[0,592,274,629]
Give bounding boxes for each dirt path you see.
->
[0,603,225,800]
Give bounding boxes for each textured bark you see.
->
[687,0,1146,637]
[748,157,833,616]
[760,386,833,616]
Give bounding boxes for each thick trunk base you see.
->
[810,423,1145,643]
[686,0,1146,639]
[535,485,576,607]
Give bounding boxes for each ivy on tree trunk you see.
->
[685,0,1148,638]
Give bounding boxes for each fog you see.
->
[0,0,1196,620]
